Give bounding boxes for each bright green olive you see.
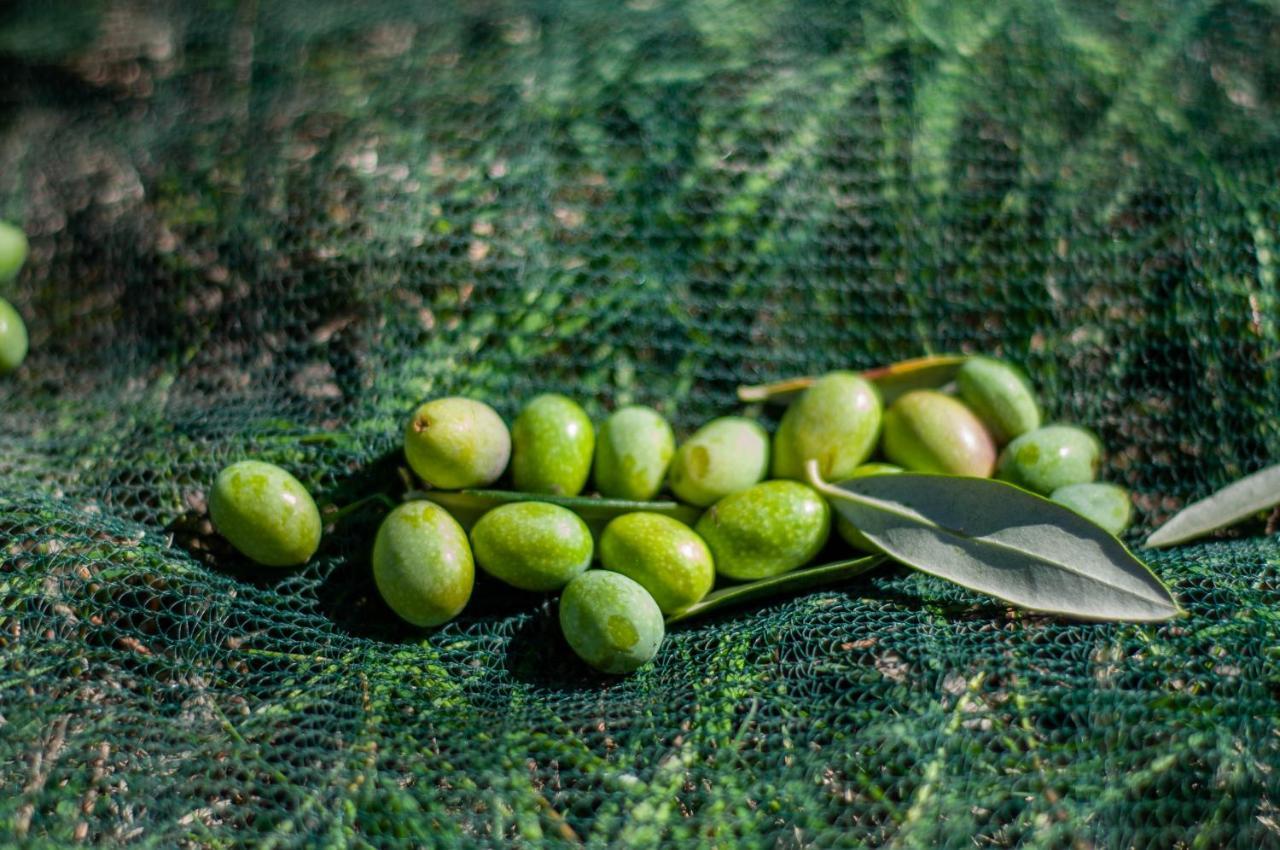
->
[772,371,881,481]
[668,417,769,507]
[372,501,474,627]
[559,571,664,674]
[997,425,1101,495]
[511,394,595,496]
[0,297,27,374]
[0,221,28,281]
[470,502,593,592]
[1050,482,1132,536]
[956,356,1041,445]
[404,397,511,489]
[599,512,714,614]
[834,464,904,553]
[593,405,675,501]
[209,460,321,567]
[881,390,996,477]
[696,480,830,581]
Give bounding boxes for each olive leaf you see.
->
[665,555,887,626]
[412,488,701,532]
[805,461,1181,622]
[737,354,966,405]
[1146,462,1280,548]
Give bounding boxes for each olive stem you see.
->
[324,492,398,525]
[665,554,887,626]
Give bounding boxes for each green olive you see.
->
[1050,482,1132,536]
[209,460,322,567]
[834,464,904,553]
[470,502,593,592]
[0,221,28,281]
[668,416,769,507]
[880,390,996,477]
[511,394,595,496]
[404,397,511,489]
[373,501,474,627]
[956,356,1041,445]
[696,480,830,581]
[593,405,675,501]
[996,425,1101,495]
[559,571,664,674]
[772,371,881,481]
[0,297,28,374]
[599,512,714,613]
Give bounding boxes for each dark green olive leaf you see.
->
[806,462,1180,622]
[1146,463,1280,548]
[412,488,701,532]
[666,555,886,626]
[737,354,966,406]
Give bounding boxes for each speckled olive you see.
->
[404,397,511,490]
[593,406,675,501]
[511,394,595,496]
[1050,482,1132,536]
[668,417,769,507]
[834,464,904,553]
[470,502,593,592]
[696,480,830,581]
[996,425,1101,495]
[0,297,27,374]
[956,356,1041,445]
[599,512,714,613]
[881,390,996,477]
[772,371,881,481]
[373,501,474,627]
[559,571,663,674]
[209,460,321,567]
[0,221,27,281]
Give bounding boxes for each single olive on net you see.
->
[996,425,1101,495]
[697,480,830,581]
[372,501,474,627]
[1051,482,1133,536]
[880,390,997,477]
[593,405,675,501]
[510,394,595,496]
[404,397,511,490]
[772,371,882,481]
[470,501,593,592]
[559,571,664,674]
[834,463,904,553]
[0,220,28,281]
[955,356,1042,445]
[667,416,770,507]
[598,512,714,614]
[208,460,322,567]
[0,296,28,374]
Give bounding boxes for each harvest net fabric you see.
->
[2,1,1279,846]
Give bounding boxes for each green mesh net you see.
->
[3,0,1280,845]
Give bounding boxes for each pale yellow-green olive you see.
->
[772,371,881,481]
[404,397,511,489]
[209,460,321,567]
[668,417,769,507]
[372,501,474,627]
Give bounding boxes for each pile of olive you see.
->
[209,357,1130,675]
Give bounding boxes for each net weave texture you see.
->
[2,0,1280,846]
